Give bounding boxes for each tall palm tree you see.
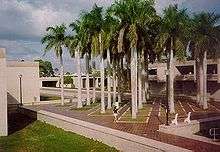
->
[41,24,67,106]
[110,0,158,119]
[102,13,120,109]
[83,5,106,113]
[190,12,220,109]
[68,18,89,108]
[156,5,189,113]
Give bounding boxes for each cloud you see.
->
[0,0,220,73]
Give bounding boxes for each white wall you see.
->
[7,61,40,105]
[0,48,8,136]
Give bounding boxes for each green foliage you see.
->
[189,12,220,58]
[0,121,118,152]
[91,69,101,77]
[35,59,54,77]
[41,24,67,58]
[155,5,190,61]
[64,75,73,84]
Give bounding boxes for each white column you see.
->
[0,48,8,136]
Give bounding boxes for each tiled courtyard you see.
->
[24,97,220,152]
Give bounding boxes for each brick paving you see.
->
[24,97,220,152]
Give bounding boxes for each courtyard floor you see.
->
[24,97,220,152]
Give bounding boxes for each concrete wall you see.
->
[0,48,8,136]
[7,61,40,105]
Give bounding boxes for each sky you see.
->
[0,0,220,73]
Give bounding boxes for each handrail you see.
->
[209,128,220,141]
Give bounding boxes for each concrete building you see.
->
[0,47,40,136]
[148,59,220,101]
[7,61,40,106]
[0,48,8,136]
[40,74,105,89]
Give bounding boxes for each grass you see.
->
[118,104,152,123]
[90,109,114,116]
[0,121,118,152]
[70,101,100,111]
[40,96,61,101]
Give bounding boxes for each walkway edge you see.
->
[37,110,192,152]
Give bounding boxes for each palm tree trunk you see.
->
[92,76,96,103]
[107,49,112,109]
[118,58,124,104]
[138,53,143,109]
[100,57,105,113]
[199,58,204,106]
[168,43,175,114]
[113,67,117,104]
[195,57,200,104]
[131,47,138,119]
[92,59,96,103]
[145,53,149,101]
[85,53,90,106]
[60,55,64,106]
[203,51,208,109]
[77,48,82,108]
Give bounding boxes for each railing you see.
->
[209,128,220,141]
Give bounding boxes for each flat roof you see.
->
[7,60,39,67]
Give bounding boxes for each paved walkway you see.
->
[24,97,220,152]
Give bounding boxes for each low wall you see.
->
[159,116,220,145]
[36,110,191,152]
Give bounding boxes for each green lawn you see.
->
[118,104,152,123]
[70,101,100,111]
[0,121,118,152]
[40,96,61,101]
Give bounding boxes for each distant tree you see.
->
[35,59,54,77]
[65,72,71,75]
[64,75,74,84]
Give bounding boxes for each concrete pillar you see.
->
[0,48,8,136]
[218,58,220,83]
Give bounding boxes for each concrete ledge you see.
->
[159,116,220,134]
[159,116,220,145]
[37,110,191,152]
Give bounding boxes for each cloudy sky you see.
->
[0,0,220,73]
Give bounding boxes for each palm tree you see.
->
[68,19,89,108]
[156,5,189,113]
[41,24,67,106]
[190,12,220,109]
[83,5,106,113]
[110,0,158,118]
